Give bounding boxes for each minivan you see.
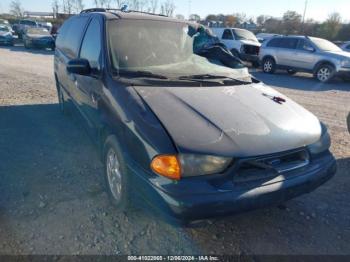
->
[54,8,336,223]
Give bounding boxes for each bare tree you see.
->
[52,0,60,18]
[320,12,342,40]
[149,0,158,13]
[115,0,124,8]
[175,14,185,20]
[160,0,175,17]
[10,0,24,17]
[73,0,84,13]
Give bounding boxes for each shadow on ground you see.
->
[0,103,349,255]
[0,44,54,56]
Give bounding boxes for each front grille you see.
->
[243,44,260,55]
[233,149,310,183]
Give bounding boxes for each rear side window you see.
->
[279,38,298,49]
[267,38,282,47]
[222,29,233,40]
[267,38,298,49]
[79,18,102,70]
[56,16,89,58]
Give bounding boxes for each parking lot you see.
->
[0,45,349,255]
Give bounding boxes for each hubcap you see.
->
[317,67,331,82]
[106,149,122,202]
[264,61,272,72]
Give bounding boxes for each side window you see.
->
[55,19,71,50]
[346,44,350,50]
[297,39,314,51]
[267,38,282,48]
[57,16,89,58]
[79,18,102,70]
[222,29,233,40]
[279,38,298,49]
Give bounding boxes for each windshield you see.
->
[310,37,342,52]
[27,28,50,35]
[21,20,37,26]
[0,26,9,32]
[108,20,248,79]
[233,29,258,42]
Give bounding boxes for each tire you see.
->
[103,136,131,211]
[262,57,276,74]
[56,78,69,115]
[287,69,297,75]
[315,64,335,83]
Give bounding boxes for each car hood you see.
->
[27,34,52,39]
[240,39,261,47]
[324,50,350,59]
[133,83,321,157]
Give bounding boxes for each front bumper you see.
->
[130,151,336,223]
[0,38,14,45]
[30,40,55,49]
[239,53,259,63]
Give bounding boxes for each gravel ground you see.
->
[0,45,349,256]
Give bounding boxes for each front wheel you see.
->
[104,136,131,211]
[262,57,276,74]
[315,64,335,83]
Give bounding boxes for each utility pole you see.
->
[302,0,308,33]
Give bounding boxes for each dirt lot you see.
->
[0,45,349,256]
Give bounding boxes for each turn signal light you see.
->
[151,155,181,180]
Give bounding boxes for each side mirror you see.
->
[305,46,315,52]
[67,58,91,76]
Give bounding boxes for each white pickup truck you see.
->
[211,28,261,67]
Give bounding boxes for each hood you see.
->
[324,50,350,59]
[27,34,52,39]
[133,83,321,157]
[240,39,261,47]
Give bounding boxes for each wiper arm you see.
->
[117,69,168,80]
[179,74,251,84]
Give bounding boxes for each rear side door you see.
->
[276,38,299,67]
[293,39,318,70]
[74,17,104,139]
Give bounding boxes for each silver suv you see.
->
[260,35,350,82]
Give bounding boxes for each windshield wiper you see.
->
[178,74,251,84]
[117,69,168,80]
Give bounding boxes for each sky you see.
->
[0,0,349,22]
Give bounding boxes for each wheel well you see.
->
[262,56,275,63]
[314,61,335,73]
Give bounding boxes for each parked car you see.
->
[0,19,9,24]
[260,35,350,82]
[38,21,53,32]
[16,19,38,39]
[0,24,14,46]
[54,9,336,224]
[211,27,261,67]
[341,41,350,52]
[256,33,281,43]
[23,27,55,50]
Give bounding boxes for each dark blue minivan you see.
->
[54,8,336,223]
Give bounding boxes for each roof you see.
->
[80,8,183,23]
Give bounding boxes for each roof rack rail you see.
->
[80,8,107,14]
[80,8,168,17]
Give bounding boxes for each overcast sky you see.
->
[0,0,349,22]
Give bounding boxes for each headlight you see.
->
[179,154,232,177]
[150,154,233,180]
[341,59,350,68]
[307,123,331,155]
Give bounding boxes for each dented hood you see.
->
[133,83,322,157]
